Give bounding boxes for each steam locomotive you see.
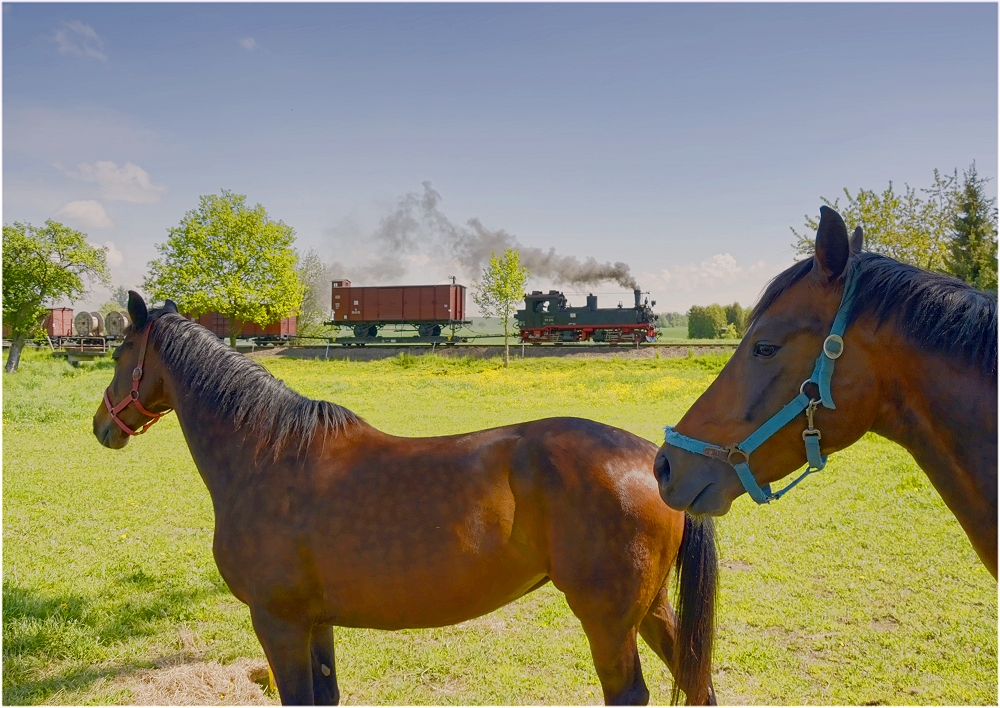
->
[517,288,657,345]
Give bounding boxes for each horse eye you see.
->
[753,342,780,358]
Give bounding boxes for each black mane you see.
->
[146,312,360,457]
[751,252,997,377]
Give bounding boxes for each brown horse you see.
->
[655,206,997,577]
[93,292,718,705]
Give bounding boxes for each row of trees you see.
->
[2,191,305,371]
[792,163,998,291]
[2,191,530,371]
[687,302,747,340]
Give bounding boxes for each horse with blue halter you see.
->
[656,206,997,578]
[93,292,719,705]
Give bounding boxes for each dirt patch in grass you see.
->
[112,659,277,705]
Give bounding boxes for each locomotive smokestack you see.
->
[634,289,641,310]
[587,294,598,311]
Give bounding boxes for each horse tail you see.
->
[672,513,718,705]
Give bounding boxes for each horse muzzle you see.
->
[654,445,737,516]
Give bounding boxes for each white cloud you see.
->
[639,254,793,312]
[52,20,107,62]
[57,200,114,228]
[653,253,773,293]
[240,37,257,51]
[102,241,125,267]
[86,240,124,267]
[57,160,166,203]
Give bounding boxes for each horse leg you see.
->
[577,618,649,706]
[310,625,340,705]
[637,586,715,705]
[250,607,315,705]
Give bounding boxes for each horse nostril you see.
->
[653,450,671,485]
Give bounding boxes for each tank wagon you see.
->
[327,280,468,345]
[517,289,657,345]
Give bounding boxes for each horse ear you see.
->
[128,291,148,330]
[164,299,179,313]
[850,225,864,253]
[814,206,850,281]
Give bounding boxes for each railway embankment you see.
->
[246,343,739,362]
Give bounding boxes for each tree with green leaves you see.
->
[791,169,958,271]
[296,248,335,338]
[144,191,304,347]
[945,164,998,292]
[473,248,529,367]
[724,301,748,336]
[2,220,109,372]
[99,285,132,318]
[687,304,727,339]
[655,312,688,329]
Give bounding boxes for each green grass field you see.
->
[3,348,995,705]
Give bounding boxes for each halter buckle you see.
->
[823,334,844,359]
[132,367,143,381]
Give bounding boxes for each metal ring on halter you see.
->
[802,429,821,441]
[799,379,820,400]
[823,334,844,359]
[727,446,749,466]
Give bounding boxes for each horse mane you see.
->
[146,311,360,458]
[751,252,998,377]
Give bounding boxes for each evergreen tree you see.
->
[946,164,998,292]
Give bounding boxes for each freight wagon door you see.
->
[378,288,403,321]
[344,288,363,322]
[402,287,421,321]
[419,287,437,320]
[434,286,454,322]
[362,289,379,321]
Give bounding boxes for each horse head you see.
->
[93,291,178,449]
[656,207,879,514]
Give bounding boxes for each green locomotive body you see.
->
[516,288,657,345]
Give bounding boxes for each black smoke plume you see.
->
[334,182,637,289]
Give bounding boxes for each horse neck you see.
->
[871,332,997,568]
[159,357,266,503]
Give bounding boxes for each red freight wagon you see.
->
[330,280,468,340]
[44,308,75,337]
[2,308,74,339]
[184,312,297,340]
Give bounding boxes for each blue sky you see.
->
[4,2,997,314]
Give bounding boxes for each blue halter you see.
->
[663,265,859,504]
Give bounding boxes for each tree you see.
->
[296,248,335,338]
[473,248,529,367]
[656,312,688,329]
[945,164,998,292]
[724,302,748,336]
[99,285,132,318]
[144,191,304,347]
[791,169,958,271]
[687,304,727,339]
[2,220,109,372]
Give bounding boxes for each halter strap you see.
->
[103,320,172,436]
[663,264,859,504]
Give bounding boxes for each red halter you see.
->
[103,320,171,436]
